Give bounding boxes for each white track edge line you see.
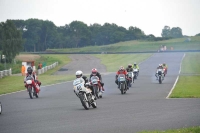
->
[166,53,185,99]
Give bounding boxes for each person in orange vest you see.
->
[21,64,26,76]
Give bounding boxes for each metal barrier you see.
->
[0,68,12,78]
[37,62,58,75]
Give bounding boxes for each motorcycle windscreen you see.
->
[118,74,126,82]
[91,76,99,84]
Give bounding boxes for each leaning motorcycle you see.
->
[118,74,128,94]
[157,69,164,84]
[73,78,97,110]
[90,76,103,99]
[133,68,138,79]
[127,71,133,87]
[0,102,2,114]
[25,76,39,99]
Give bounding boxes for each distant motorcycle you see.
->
[133,68,139,79]
[156,69,164,84]
[25,76,40,99]
[118,74,128,94]
[127,71,134,87]
[90,76,103,99]
[163,67,167,77]
[73,78,97,110]
[0,102,2,114]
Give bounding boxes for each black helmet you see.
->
[128,64,132,68]
[27,67,33,74]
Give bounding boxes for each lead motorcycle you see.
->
[118,74,128,94]
[90,76,103,99]
[156,68,164,84]
[25,76,40,99]
[73,78,97,110]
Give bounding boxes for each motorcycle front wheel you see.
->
[28,87,33,99]
[120,83,125,94]
[91,101,97,108]
[79,93,89,110]
[159,76,162,84]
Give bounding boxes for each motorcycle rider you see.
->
[132,62,140,75]
[162,62,168,76]
[89,68,105,92]
[24,67,41,93]
[126,64,134,83]
[115,66,129,90]
[75,70,96,100]
[155,64,164,80]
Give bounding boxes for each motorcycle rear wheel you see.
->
[91,102,97,108]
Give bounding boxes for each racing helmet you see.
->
[27,67,33,74]
[119,66,124,71]
[91,68,98,76]
[128,64,132,68]
[75,70,83,78]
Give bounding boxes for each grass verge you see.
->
[94,54,152,72]
[169,52,200,98]
[139,126,200,133]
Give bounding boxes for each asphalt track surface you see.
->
[0,53,200,133]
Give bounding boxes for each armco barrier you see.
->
[0,68,12,78]
[37,62,58,75]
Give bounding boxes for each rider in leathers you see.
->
[155,64,164,80]
[115,66,129,90]
[24,67,41,93]
[126,64,134,83]
[89,68,105,92]
[75,70,96,99]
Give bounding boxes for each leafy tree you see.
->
[170,27,183,38]
[0,20,23,63]
[161,26,171,37]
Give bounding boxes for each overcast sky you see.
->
[0,0,200,37]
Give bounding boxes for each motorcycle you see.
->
[25,76,40,99]
[0,102,2,114]
[73,78,97,110]
[90,76,103,99]
[157,69,164,84]
[163,67,167,77]
[133,68,138,79]
[118,74,128,94]
[127,71,133,87]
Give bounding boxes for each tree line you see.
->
[0,19,184,63]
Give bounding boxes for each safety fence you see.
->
[0,68,12,78]
[37,62,58,75]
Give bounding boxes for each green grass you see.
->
[0,54,73,95]
[169,52,200,98]
[94,54,152,72]
[139,126,200,133]
[47,36,200,53]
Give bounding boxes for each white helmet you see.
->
[75,70,83,78]
[159,64,162,67]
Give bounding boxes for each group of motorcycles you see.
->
[118,68,139,95]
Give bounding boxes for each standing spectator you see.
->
[38,62,42,69]
[21,64,26,76]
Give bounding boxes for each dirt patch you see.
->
[15,54,41,61]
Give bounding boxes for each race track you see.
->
[0,53,200,133]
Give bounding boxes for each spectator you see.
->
[21,64,26,76]
[38,62,42,69]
